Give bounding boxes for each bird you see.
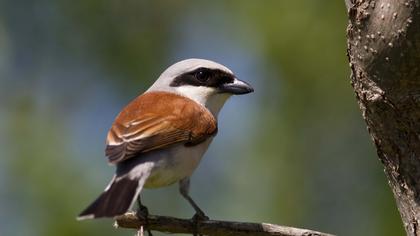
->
[77,58,254,223]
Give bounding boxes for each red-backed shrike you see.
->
[78,58,253,221]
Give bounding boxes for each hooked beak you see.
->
[219,78,254,95]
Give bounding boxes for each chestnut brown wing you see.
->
[105,92,217,164]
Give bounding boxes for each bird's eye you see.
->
[195,69,210,82]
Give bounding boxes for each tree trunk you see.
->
[345,0,420,235]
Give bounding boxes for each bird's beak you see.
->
[219,78,254,95]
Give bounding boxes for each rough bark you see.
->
[114,212,334,236]
[345,0,420,235]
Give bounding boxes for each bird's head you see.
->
[148,58,254,116]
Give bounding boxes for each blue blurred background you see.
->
[0,1,404,235]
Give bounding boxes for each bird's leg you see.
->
[136,195,149,219]
[179,178,209,236]
[136,195,152,236]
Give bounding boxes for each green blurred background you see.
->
[0,1,404,235]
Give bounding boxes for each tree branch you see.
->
[114,212,335,236]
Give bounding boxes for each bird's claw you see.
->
[192,212,209,221]
[136,205,149,220]
[191,212,209,236]
[135,205,152,236]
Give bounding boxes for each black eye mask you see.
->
[170,68,234,88]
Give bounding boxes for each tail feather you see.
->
[77,177,140,220]
[78,158,154,220]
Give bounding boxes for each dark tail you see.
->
[77,176,140,220]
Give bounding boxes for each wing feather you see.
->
[105,92,217,164]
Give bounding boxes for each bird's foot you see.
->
[136,205,152,236]
[191,212,209,236]
[192,211,209,221]
[136,205,149,220]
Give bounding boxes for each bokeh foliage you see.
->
[0,1,404,235]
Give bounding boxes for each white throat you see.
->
[175,86,230,117]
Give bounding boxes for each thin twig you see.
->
[115,212,335,236]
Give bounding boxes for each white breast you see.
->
[142,138,213,188]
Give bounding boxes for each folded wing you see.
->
[105,91,217,164]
